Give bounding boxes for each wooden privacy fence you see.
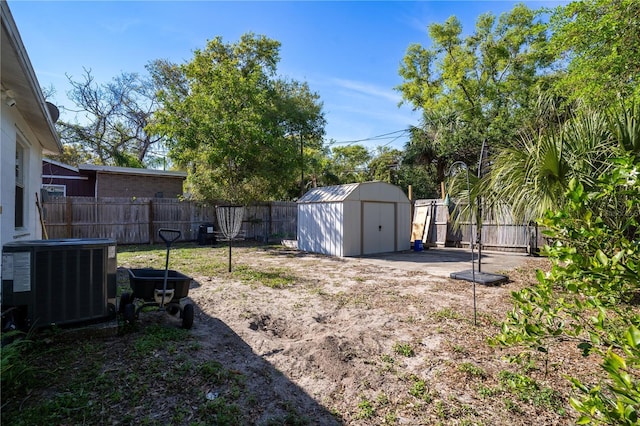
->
[413,199,546,253]
[42,196,545,252]
[41,197,297,245]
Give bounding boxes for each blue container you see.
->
[414,239,424,251]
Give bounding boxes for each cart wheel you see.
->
[167,305,180,316]
[119,293,132,314]
[182,304,194,329]
[124,303,136,324]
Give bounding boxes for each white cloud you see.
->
[330,78,402,104]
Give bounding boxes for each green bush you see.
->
[493,154,640,425]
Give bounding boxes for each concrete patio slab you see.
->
[355,247,529,280]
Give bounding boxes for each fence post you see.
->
[268,202,273,243]
[148,199,154,245]
[66,197,73,238]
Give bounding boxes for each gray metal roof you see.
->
[298,181,410,204]
[298,183,359,203]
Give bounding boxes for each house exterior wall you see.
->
[297,202,344,256]
[42,161,95,197]
[1,104,45,246]
[96,173,184,198]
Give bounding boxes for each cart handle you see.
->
[159,228,181,244]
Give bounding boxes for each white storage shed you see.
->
[297,182,411,257]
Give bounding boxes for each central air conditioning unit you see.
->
[1,239,117,330]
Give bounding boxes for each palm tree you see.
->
[478,106,632,223]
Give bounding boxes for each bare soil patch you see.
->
[134,244,597,424]
[3,243,602,425]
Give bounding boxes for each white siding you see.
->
[0,107,8,247]
[297,202,343,256]
[1,105,44,246]
[342,200,361,256]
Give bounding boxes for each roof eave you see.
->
[1,1,62,154]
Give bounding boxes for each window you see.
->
[15,143,25,228]
[41,184,66,198]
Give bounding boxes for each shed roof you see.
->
[298,181,409,204]
[298,183,358,203]
[43,158,79,173]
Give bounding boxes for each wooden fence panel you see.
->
[41,197,68,239]
[150,199,193,243]
[42,197,297,245]
[44,196,546,252]
[458,222,532,252]
[270,201,297,238]
[416,198,545,253]
[414,199,451,247]
[43,196,547,252]
[242,204,268,241]
[99,198,150,244]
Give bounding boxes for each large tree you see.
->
[149,33,325,203]
[367,147,402,184]
[397,4,553,189]
[56,69,165,167]
[549,0,640,107]
[329,145,372,183]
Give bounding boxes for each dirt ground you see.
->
[122,245,599,425]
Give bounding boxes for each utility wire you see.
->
[328,128,411,146]
[325,103,481,148]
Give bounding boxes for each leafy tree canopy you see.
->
[329,145,372,183]
[398,3,553,185]
[549,0,640,107]
[149,33,325,203]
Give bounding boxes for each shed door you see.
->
[362,202,395,255]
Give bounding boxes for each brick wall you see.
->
[97,173,184,198]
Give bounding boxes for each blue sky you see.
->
[9,0,564,152]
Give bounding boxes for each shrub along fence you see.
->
[41,197,297,245]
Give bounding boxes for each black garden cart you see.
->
[120,229,195,329]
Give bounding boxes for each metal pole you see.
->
[465,168,477,326]
[228,238,232,273]
[448,161,477,326]
[300,131,304,197]
[477,140,487,273]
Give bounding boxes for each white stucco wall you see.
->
[1,103,44,247]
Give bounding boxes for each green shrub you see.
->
[493,155,640,425]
